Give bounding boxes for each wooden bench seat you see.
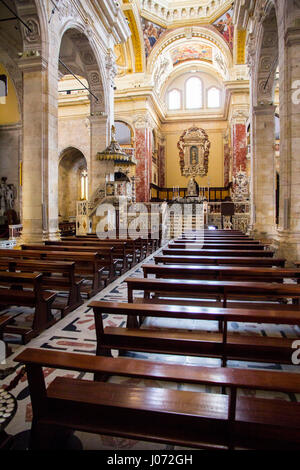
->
[174,239,260,244]
[154,255,286,267]
[63,236,145,264]
[21,244,117,286]
[162,248,274,257]
[0,272,56,343]
[168,243,265,250]
[0,258,83,316]
[126,277,300,306]
[90,301,300,366]
[15,347,300,449]
[0,249,103,298]
[142,264,300,283]
[48,240,131,273]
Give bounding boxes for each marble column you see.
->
[251,104,277,238]
[134,124,152,202]
[89,114,110,196]
[18,54,59,242]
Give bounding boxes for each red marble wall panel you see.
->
[158,144,166,187]
[224,142,230,187]
[232,123,247,176]
[135,127,152,202]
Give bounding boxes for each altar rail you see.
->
[150,183,232,202]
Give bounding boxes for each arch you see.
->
[57,23,108,114]
[115,120,134,146]
[147,25,233,77]
[58,147,88,221]
[253,3,279,106]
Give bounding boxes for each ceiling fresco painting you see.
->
[213,6,234,51]
[141,17,166,58]
[170,43,213,66]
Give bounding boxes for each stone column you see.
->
[251,104,277,238]
[134,116,152,202]
[18,54,50,242]
[19,52,60,243]
[275,27,300,258]
[88,114,110,196]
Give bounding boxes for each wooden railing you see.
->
[150,183,232,202]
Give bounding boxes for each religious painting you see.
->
[190,146,199,165]
[141,17,166,58]
[177,127,210,178]
[213,7,234,51]
[170,44,213,66]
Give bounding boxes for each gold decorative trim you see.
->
[124,9,143,73]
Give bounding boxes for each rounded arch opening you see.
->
[58,147,88,221]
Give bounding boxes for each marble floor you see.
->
[1,247,300,450]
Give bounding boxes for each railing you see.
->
[150,183,232,202]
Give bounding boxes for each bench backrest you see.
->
[162,248,274,258]
[154,255,285,267]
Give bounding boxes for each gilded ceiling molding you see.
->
[124,9,143,72]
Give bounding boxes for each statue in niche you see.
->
[0,177,16,216]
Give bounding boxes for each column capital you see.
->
[88,113,109,125]
[285,27,300,46]
[253,104,277,116]
[18,51,48,73]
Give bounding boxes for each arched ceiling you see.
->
[116,0,235,78]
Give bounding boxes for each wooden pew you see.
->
[126,277,300,308]
[0,249,103,298]
[15,347,300,449]
[46,240,129,274]
[21,244,116,287]
[62,236,144,264]
[154,255,286,267]
[173,239,261,244]
[72,234,160,253]
[90,301,300,366]
[142,264,300,284]
[162,248,274,258]
[0,272,56,343]
[168,243,265,250]
[0,258,83,316]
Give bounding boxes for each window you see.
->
[186,77,202,109]
[207,87,221,108]
[115,121,132,145]
[168,89,181,110]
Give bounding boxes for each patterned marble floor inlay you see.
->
[1,249,300,450]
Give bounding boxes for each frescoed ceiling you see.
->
[115,1,240,80]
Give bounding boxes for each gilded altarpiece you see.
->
[177,127,210,178]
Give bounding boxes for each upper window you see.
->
[186,77,202,109]
[207,87,221,108]
[168,89,181,110]
[115,121,132,145]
